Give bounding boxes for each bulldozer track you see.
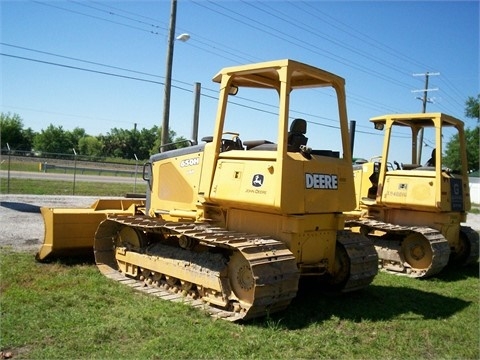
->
[460,226,480,265]
[345,219,451,278]
[94,215,300,321]
[336,230,378,292]
[94,216,378,321]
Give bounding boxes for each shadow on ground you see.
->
[0,201,41,213]
[251,264,478,329]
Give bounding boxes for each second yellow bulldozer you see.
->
[346,112,479,278]
[37,59,378,321]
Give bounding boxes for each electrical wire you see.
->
[194,0,414,90]
[32,0,163,35]
[28,0,429,115]
[8,1,474,132]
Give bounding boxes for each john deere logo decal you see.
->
[252,174,264,187]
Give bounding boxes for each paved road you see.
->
[0,170,142,184]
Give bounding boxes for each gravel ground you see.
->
[0,195,100,253]
[1,194,479,255]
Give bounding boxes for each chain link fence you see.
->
[0,149,145,196]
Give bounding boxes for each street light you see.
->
[161,0,190,151]
[176,33,190,42]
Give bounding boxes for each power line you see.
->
[3,50,411,139]
[245,0,417,78]
[1,52,168,87]
[90,0,167,27]
[28,1,421,115]
[194,0,414,90]
[1,50,382,135]
[69,0,167,32]
[1,42,168,82]
[293,1,435,72]
[91,0,261,65]
[32,0,163,35]
[11,1,474,129]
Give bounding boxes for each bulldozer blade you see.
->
[36,199,144,262]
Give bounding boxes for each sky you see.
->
[1,0,479,162]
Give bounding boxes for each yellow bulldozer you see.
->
[345,112,479,278]
[36,59,378,321]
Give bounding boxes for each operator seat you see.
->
[425,148,436,167]
[288,118,308,152]
[222,136,244,151]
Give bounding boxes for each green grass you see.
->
[1,159,146,196]
[470,204,480,214]
[1,158,479,358]
[1,250,478,360]
[1,178,146,196]
[1,161,40,172]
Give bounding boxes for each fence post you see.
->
[72,148,77,195]
[134,153,138,193]
[6,143,11,194]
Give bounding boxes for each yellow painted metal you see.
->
[369,112,471,212]
[348,112,477,271]
[37,59,379,320]
[351,113,471,216]
[145,59,359,274]
[36,199,144,261]
[115,249,225,293]
[227,207,340,273]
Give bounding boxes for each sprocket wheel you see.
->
[330,242,350,289]
[116,226,146,250]
[228,252,255,306]
[402,232,433,270]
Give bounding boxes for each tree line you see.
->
[0,112,186,160]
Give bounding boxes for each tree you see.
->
[443,127,479,172]
[0,112,34,151]
[99,125,187,160]
[137,126,158,159]
[443,95,480,173]
[33,124,73,155]
[151,127,189,155]
[100,128,134,159]
[68,127,87,151]
[465,95,479,121]
[78,136,103,158]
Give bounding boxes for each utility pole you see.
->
[161,0,178,150]
[412,72,440,163]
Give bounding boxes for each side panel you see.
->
[148,149,204,215]
[380,170,467,212]
[352,166,364,209]
[352,162,381,209]
[381,171,437,208]
[209,152,279,210]
[449,177,465,211]
[286,154,356,214]
[210,151,357,214]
